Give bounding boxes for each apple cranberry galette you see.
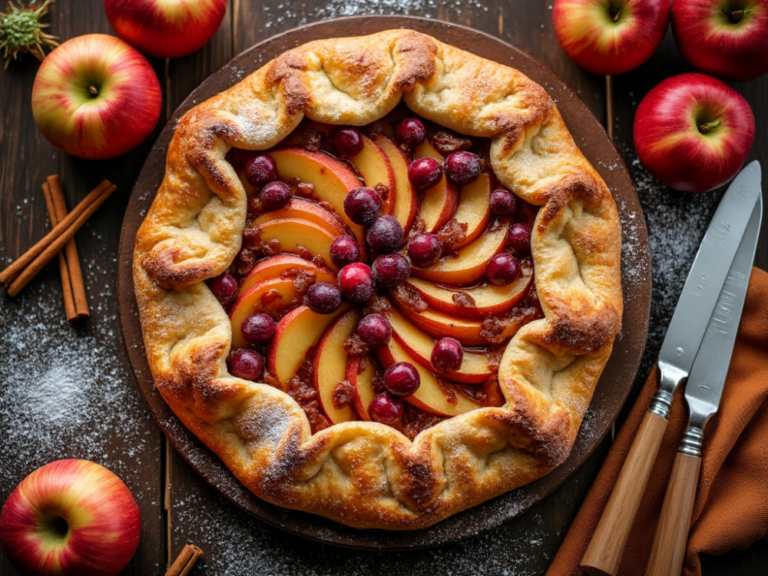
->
[134,30,622,529]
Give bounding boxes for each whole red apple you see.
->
[553,0,671,75]
[105,0,227,59]
[672,0,768,81]
[0,459,140,576]
[32,34,161,160]
[634,73,755,192]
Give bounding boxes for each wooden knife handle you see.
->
[580,411,668,576]
[644,451,702,576]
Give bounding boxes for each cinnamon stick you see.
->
[47,175,89,319]
[0,179,112,289]
[166,544,202,576]
[3,182,117,297]
[41,182,77,320]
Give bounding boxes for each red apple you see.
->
[0,459,141,576]
[31,34,161,160]
[105,0,227,59]
[553,0,671,75]
[634,73,755,192]
[672,0,768,81]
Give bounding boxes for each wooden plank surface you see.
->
[1,0,766,575]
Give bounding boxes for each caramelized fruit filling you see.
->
[216,107,543,440]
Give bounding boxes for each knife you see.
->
[581,160,763,576]
[644,195,763,576]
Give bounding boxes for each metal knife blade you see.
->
[651,161,762,418]
[682,195,762,447]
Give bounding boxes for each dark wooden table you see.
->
[1,1,765,575]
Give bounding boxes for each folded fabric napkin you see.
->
[548,267,768,576]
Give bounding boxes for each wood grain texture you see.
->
[645,452,702,576]
[582,411,669,576]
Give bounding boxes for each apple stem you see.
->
[727,8,749,22]
[611,9,621,22]
[89,85,98,96]
[698,119,722,134]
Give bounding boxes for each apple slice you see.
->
[384,307,491,384]
[392,300,532,346]
[230,276,331,348]
[372,134,417,233]
[252,197,347,238]
[347,354,377,421]
[314,309,361,425]
[410,218,510,285]
[349,134,396,199]
[377,338,482,417]
[238,254,335,296]
[405,259,533,319]
[270,147,364,245]
[255,218,339,271]
[452,172,492,249]
[268,304,350,389]
[414,140,458,233]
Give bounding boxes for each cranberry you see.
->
[333,128,364,157]
[366,215,403,254]
[444,151,482,186]
[229,349,263,381]
[304,282,342,314]
[395,118,427,146]
[209,272,238,307]
[372,253,411,287]
[260,181,292,211]
[344,187,382,226]
[338,263,374,303]
[368,393,404,425]
[241,313,276,344]
[383,362,421,397]
[486,253,521,286]
[330,236,361,268]
[408,157,443,191]
[244,153,278,187]
[490,188,518,216]
[357,314,392,348]
[431,337,464,373]
[407,233,442,267]
[507,222,532,254]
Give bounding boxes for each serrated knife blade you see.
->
[681,194,762,454]
[651,160,762,417]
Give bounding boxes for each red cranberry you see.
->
[372,253,411,287]
[383,362,421,397]
[507,222,532,254]
[444,151,482,186]
[368,393,404,425]
[486,253,521,286]
[304,282,342,314]
[244,153,278,187]
[344,187,382,226]
[229,349,263,381]
[338,263,374,303]
[357,314,392,348]
[407,233,442,267]
[209,272,238,307]
[260,181,292,211]
[330,236,361,268]
[241,313,275,344]
[490,188,518,216]
[366,215,403,254]
[395,118,427,146]
[333,128,364,157]
[431,337,464,373]
[408,157,443,191]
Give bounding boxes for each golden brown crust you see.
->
[133,30,623,529]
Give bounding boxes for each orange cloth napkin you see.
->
[548,267,768,576]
